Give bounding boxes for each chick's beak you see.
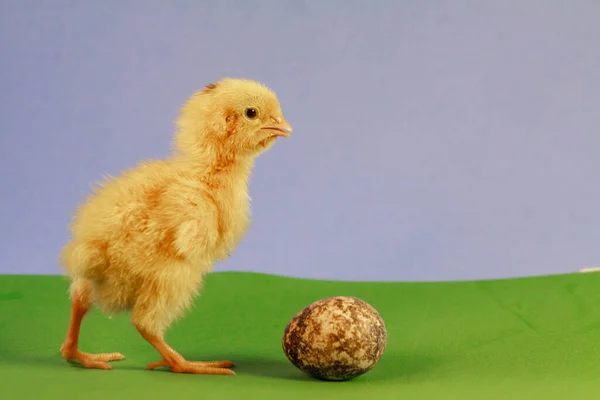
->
[263,116,293,138]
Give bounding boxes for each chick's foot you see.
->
[136,324,235,375]
[60,344,125,370]
[146,358,235,375]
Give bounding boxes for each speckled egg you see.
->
[282,296,387,381]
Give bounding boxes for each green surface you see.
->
[1,271,600,399]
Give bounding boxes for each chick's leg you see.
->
[60,282,125,369]
[131,283,234,375]
[136,326,235,375]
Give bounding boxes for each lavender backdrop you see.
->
[1,0,599,281]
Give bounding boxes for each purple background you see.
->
[1,1,599,281]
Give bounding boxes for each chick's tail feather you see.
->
[59,240,108,282]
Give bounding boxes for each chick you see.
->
[58,78,292,375]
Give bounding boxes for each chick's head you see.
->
[175,78,292,158]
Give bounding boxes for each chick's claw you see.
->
[146,358,235,375]
[60,345,125,370]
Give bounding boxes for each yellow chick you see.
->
[58,78,292,375]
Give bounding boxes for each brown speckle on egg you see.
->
[282,296,387,381]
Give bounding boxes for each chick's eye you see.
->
[245,108,258,119]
